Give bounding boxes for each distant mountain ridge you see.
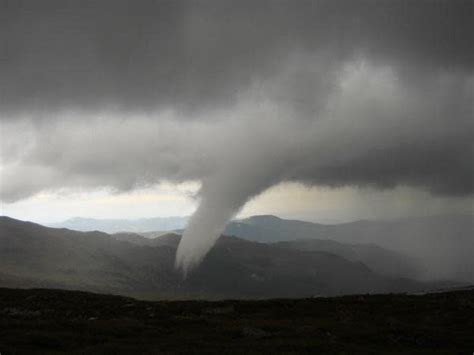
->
[49,216,189,233]
[0,216,446,300]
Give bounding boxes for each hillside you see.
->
[0,217,440,299]
[274,239,419,280]
[225,214,474,282]
[0,287,473,354]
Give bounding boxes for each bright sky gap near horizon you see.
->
[1,182,472,225]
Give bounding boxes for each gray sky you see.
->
[1,0,473,268]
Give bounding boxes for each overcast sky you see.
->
[1,1,473,268]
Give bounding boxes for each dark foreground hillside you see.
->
[0,287,473,354]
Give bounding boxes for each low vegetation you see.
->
[0,287,473,354]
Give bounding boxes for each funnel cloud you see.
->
[1,0,473,273]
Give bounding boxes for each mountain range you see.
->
[35,213,474,283]
[0,216,455,300]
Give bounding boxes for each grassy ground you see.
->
[0,287,473,354]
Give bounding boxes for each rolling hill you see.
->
[0,216,442,300]
[225,214,474,282]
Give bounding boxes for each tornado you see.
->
[175,157,284,275]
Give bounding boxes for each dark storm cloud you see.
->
[0,0,472,115]
[1,0,472,271]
